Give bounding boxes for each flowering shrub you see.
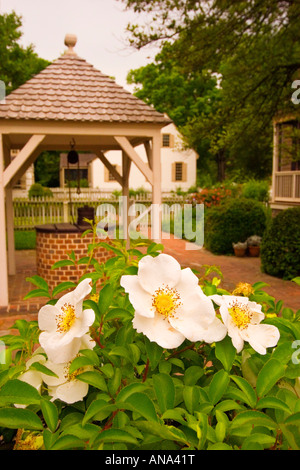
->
[0,235,300,451]
[188,187,232,208]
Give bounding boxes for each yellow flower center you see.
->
[228,302,252,329]
[56,302,76,333]
[152,286,181,318]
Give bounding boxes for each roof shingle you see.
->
[0,48,170,125]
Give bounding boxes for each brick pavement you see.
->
[0,239,299,335]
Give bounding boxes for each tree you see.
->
[120,0,300,180]
[0,11,49,94]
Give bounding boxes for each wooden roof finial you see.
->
[64,34,77,55]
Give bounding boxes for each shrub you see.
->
[28,183,53,198]
[241,179,270,203]
[188,186,232,208]
[204,198,268,254]
[261,207,300,280]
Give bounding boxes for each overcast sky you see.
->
[1,0,158,91]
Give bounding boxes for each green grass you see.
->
[14,231,36,250]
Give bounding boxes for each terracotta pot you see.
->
[234,247,247,257]
[248,245,260,257]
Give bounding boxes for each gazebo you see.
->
[0,34,171,307]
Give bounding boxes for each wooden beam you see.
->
[144,140,153,170]
[151,132,162,243]
[0,134,9,306]
[114,135,153,185]
[94,149,123,186]
[3,134,45,188]
[122,151,131,248]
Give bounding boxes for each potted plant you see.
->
[232,241,247,257]
[247,235,262,257]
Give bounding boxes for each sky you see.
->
[0,0,159,91]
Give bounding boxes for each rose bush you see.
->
[0,231,299,451]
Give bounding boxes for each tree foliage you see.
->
[121,0,300,180]
[0,11,49,94]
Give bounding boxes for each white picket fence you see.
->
[13,193,186,230]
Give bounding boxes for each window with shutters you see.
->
[162,134,171,147]
[175,162,183,181]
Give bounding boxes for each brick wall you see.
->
[36,230,114,291]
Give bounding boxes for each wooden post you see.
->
[272,122,279,203]
[0,134,9,306]
[151,131,162,243]
[5,185,15,275]
[122,151,131,247]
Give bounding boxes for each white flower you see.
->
[210,294,280,354]
[16,350,47,408]
[41,335,95,404]
[42,359,89,404]
[120,254,227,349]
[38,279,95,364]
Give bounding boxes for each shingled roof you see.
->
[0,35,170,125]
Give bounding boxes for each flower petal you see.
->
[38,304,57,332]
[54,379,89,404]
[137,254,181,293]
[39,331,82,364]
[240,323,280,355]
[120,275,154,318]
[169,296,227,343]
[132,311,185,349]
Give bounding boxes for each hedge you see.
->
[260,207,300,280]
[204,198,268,255]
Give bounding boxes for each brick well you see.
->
[35,223,114,291]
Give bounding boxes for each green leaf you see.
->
[51,259,75,269]
[208,442,232,450]
[183,385,200,414]
[152,373,175,414]
[230,411,277,432]
[83,399,117,425]
[144,337,163,370]
[184,365,204,386]
[29,362,58,378]
[292,277,300,286]
[49,434,86,450]
[241,433,276,450]
[24,288,51,300]
[230,375,257,408]
[104,308,133,322]
[76,371,107,391]
[40,399,59,432]
[256,396,291,414]
[122,392,159,422]
[98,283,114,316]
[0,379,41,405]
[0,407,43,430]
[133,420,188,444]
[69,356,94,374]
[208,370,230,405]
[26,275,49,291]
[96,428,138,445]
[116,383,148,403]
[197,412,208,449]
[215,336,236,371]
[52,282,76,298]
[256,358,286,398]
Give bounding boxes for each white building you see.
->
[60,123,198,193]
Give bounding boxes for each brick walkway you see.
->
[0,238,299,335]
